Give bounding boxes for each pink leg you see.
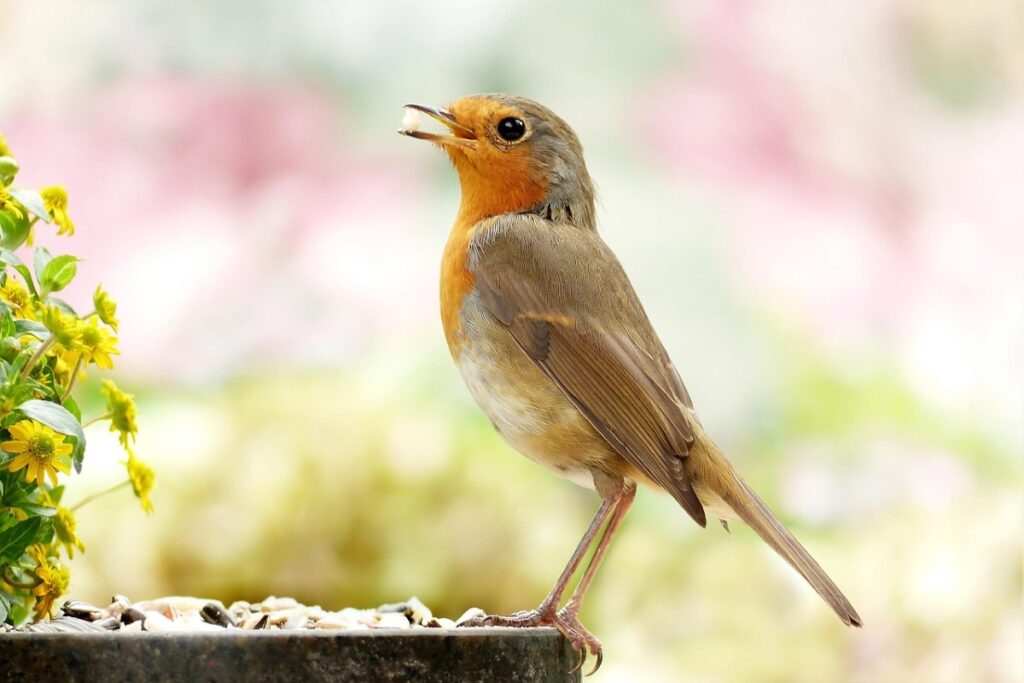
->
[557,481,636,674]
[460,478,636,677]
[562,481,636,615]
[460,484,624,625]
[534,492,621,615]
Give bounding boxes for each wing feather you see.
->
[470,216,706,526]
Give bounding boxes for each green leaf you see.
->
[0,516,41,563]
[3,486,57,517]
[38,519,54,544]
[16,399,86,473]
[33,364,59,400]
[18,503,57,518]
[0,308,13,338]
[63,395,81,422]
[0,249,26,268]
[46,297,77,316]
[0,212,16,239]
[6,353,28,382]
[49,484,64,505]
[0,249,36,296]
[7,188,50,223]
[0,486,42,511]
[40,254,79,294]
[0,592,9,624]
[13,320,48,340]
[33,246,52,282]
[10,600,29,626]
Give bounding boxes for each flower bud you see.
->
[0,336,21,361]
[0,156,18,184]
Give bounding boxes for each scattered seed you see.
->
[121,608,146,626]
[201,602,235,628]
[61,600,104,621]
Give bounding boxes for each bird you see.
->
[399,94,861,673]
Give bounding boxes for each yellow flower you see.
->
[40,304,81,353]
[101,379,137,446]
[0,133,11,157]
[93,285,118,331]
[53,506,85,558]
[53,347,85,386]
[124,447,154,515]
[0,187,23,220]
[2,420,72,487]
[77,318,118,369]
[29,545,69,621]
[28,543,44,563]
[0,277,34,319]
[40,186,74,236]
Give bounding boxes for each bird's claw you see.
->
[458,606,604,676]
[557,607,603,676]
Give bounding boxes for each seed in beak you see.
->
[401,107,423,134]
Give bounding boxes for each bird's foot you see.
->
[457,607,551,629]
[554,606,603,676]
[459,605,603,675]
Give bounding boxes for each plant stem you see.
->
[60,356,84,404]
[82,412,112,428]
[2,565,38,589]
[19,337,55,382]
[69,480,130,513]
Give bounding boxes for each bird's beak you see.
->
[398,103,476,149]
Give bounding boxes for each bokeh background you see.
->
[1,1,1021,681]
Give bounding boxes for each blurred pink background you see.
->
[1,1,1021,681]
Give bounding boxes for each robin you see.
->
[400,94,861,673]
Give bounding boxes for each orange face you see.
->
[401,96,549,226]
[401,94,595,354]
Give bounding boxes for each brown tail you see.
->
[720,477,862,627]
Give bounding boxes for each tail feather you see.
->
[721,478,862,627]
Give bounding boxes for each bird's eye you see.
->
[496,117,526,142]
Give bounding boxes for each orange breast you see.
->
[440,215,477,356]
[440,145,548,357]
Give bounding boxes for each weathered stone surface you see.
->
[0,627,581,683]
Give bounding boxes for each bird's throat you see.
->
[448,149,549,227]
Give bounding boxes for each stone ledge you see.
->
[0,627,581,683]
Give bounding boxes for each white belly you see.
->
[455,296,600,490]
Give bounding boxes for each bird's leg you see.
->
[459,487,621,629]
[459,477,635,676]
[556,480,636,674]
[560,480,636,616]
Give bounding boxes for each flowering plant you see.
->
[0,133,153,624]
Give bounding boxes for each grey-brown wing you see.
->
[469,216,706,527]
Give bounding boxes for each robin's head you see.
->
[400,94,596,229]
